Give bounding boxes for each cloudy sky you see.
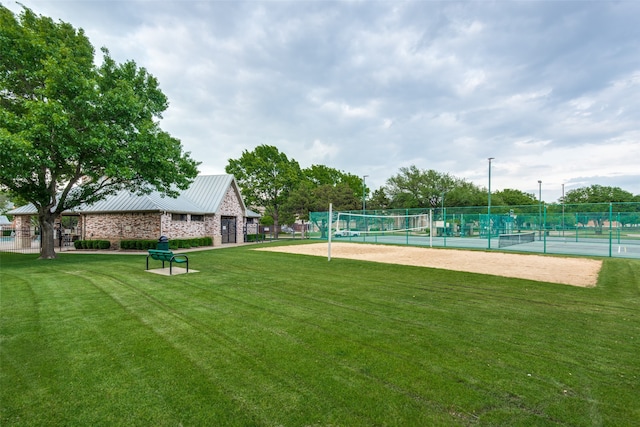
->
[5,0,640,202]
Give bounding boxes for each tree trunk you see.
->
[273,210,279,239]
[39,212,58,259]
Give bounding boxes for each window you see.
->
[191,215,204,222]
[172,213,187,221]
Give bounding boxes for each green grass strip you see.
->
[1,245,639,426]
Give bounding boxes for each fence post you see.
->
[429,209,433,248]
[609,203,612,258]
[443,208,447,248]
[543,205,547,254]
[405,209,409,245]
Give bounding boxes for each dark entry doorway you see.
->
[221,216,236,243]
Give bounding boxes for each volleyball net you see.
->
[332,211,431,237]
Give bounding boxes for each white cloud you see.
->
[7,0,640,201]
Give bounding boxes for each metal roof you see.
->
[7,175,247,216]
[182,174,238,213]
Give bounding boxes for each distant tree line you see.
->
[225,145,640,235]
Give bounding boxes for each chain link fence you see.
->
[309,202,640,259]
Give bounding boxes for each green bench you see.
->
[146,249,189,275]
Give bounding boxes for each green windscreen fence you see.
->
[308,202,640,259]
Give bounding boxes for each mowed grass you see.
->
[1,242,639,426]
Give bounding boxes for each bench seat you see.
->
[146,249,189,275]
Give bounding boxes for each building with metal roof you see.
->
[8,175,258,248]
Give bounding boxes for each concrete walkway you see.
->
[66,241,262,255]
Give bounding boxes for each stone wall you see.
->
[13,215,32,249]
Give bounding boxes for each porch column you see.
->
[14,216,32,249]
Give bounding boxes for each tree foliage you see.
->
[303,165,365,203]
[563,185,636,205]
[225,144,301,236]
[0,6,199,258]
[367,188,392,210]
[494,189,538,206]
[386,166,461,208]
[311,183,359,212]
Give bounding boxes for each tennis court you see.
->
[309,202,640,259]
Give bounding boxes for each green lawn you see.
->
[1,242,639,426]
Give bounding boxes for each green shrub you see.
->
[246,233,265,242]
[118,237,210,250]
[73,240,110,250]
[119,239,153,250]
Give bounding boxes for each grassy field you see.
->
[1,242,639,426]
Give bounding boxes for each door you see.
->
[221,216,236,243]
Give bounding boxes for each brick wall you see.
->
[164,213,208,238]
[84,212,162,242]
[78,182,247,248]
[216,185,246,244]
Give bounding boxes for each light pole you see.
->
[362,175,368,240]
[562,183,565,237]
[487,157,494,249]
[538,180,542,240]
[362,175,368,213]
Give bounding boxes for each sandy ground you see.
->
[256,242,602,287]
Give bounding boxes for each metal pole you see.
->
[362,175,368,241]
[538,180,542,240]
[543,205,547,254]
[328,203,332,261]
[487,157,494,249]
[429,209,433,248]
[443,207,447,248]
[362,175,368,213]
[561,183,565,237]
[609,202,612,258]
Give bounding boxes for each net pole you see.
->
[430,210,434,247]
[608,203,612,258]
[328,203,332,261]
[405,209,409,245]
[543,205,547,254]
[443,207,447,248]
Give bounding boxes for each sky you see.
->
[5,0,640,203]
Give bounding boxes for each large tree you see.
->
[385,166,458,209]
[367,187,392,211]
[562,185,637,233]
[563,185,635,204]
[303,165,365,204]
[0,6,199,259]
[226,144,301,237]
[282,165,362,237]
[493,188,538,206]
